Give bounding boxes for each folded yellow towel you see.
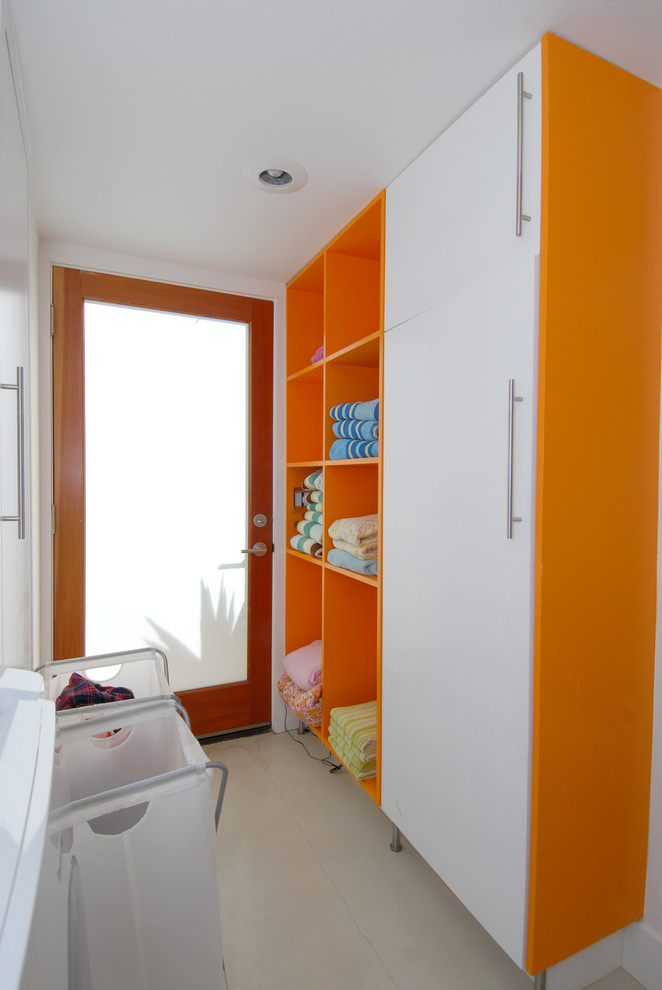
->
[332,538,378,560]
[328,514,378,545]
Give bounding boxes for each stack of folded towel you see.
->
[329,399,379,460]
[327,513,378,576]
[328,701,378,781]
[290,468,324,558]
[277,640,323,727]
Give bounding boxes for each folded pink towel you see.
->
[284,640,322,691]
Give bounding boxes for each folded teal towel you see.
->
[301,489,323,505]
[304,509,324,524]
[327,548,378,575]
[329,438,379,459]
[302,468,323,491]
[332,418,378,440]
[329,399,379,422]
[296,519,323,541]
[290,534,322,558]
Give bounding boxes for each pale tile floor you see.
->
[204,730,644,990]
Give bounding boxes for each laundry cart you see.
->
[35,648,186,719]
[20,697,229,990]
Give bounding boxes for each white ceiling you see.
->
[8,0,662,283]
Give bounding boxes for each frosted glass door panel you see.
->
[381,254,538,967]
[84,303,248,692]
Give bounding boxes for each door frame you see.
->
[52,266,274,734]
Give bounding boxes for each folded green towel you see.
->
[289,533,322,558]
[329,731,377,780]
[302,468,323,491]
[296,519,323,541]
[329,701,377,759]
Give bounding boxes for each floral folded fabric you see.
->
[277,673,322,727]
[328,514,378,545]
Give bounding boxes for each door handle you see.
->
[1,366,26,539]
[241,541,268,557]
[507,378,524,538]
[516,71,532,236]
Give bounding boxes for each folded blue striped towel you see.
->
[329,438,379,460]
[304,509,324,524]
[332,418,378,440]
[329,399,379,422]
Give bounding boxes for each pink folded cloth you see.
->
[310,345,324,364]
[284,640,322,691]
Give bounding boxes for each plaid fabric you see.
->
[55,671,135,711]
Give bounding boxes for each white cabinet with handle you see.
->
[385,46,541,331]
[381,33,662,978]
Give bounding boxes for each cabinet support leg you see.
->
[390,824,403,852]
[297,720,307,736]
[533,972,547,990]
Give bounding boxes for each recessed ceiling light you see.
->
[259,168,293,188]
[244,158,308,194]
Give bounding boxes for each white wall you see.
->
[37,241,287,729]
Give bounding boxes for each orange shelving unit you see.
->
[285,191,385,803]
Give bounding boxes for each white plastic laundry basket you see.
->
[22,699,228,990]
[36,649,178,714]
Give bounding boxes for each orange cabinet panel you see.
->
[285,192,385,803]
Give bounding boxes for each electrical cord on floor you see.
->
[282,701,342,773]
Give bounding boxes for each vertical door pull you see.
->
[1,366,26,539]
[516,71,532,236]
[507,378,523,539]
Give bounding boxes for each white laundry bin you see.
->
[23,698,228,990]
[36,648,176,713]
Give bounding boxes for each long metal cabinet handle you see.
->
[1,366,26,539]
[507,379,523,538]
[516,71,532,236]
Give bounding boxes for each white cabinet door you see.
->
[0,31,31,669]
[381,254,538,968]
[385,45,541,331]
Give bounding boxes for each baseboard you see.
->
[622,921,662,990]
[544,931,623,990]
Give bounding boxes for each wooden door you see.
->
[52,267,274,736]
